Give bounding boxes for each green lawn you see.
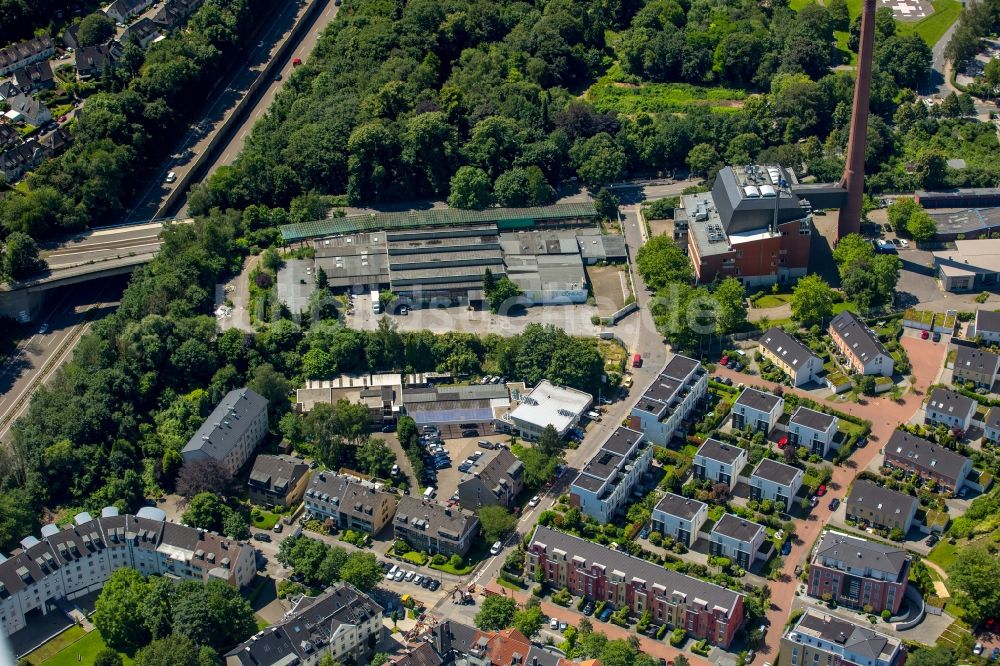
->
[25,625,86,663]
[251,509,281,530]
[36,630,132,666]
[832,301,859,315]
[756,294,793,308]
[897,0,963,46]
[927,540,960,570]
[430,560,475,575]
[401,550,429,566]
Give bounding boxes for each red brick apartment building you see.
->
[681,165,813,288]
[527,526,745,648]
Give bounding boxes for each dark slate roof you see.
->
[829,311,889,364]
[954,346,1000,377]
[759,328,820,371]
[885,430,970,482]
[182,387,268,461]
[249,454,309,493]
[926,387,976,419]
[846,480,917,520]
[789,406,836,432]
[813,530,909,577]
[654,492,707,521]
[976,309,1000,335]
[752,458,802,487]
[389,642,443,666]
[792,607,901,662]
[12,61,53,89]
[530,526,743,616]
[734,387,782,413]
[711,513,766,543]
[306,473,398,522]
[987,406,1000,431]
[695,438,746,465]
[459,448,523,499]
[662,354,700,381]
[395,496,477,541]
[225,583,383,665]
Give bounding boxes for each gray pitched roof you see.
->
[530,526,743,616]
[458,447,523,500]
[954,346,1000,377]
[306,473,398,521]
[789,406,836,432]
[752,458,802,487]
[695,438,746,465]
[987,406,1000,431]
[813,530,909,578]
[734,387,782,413]
[830,311,889,364]
[182,387,268,461]
[225,583,383,665]
[712,513,766,543]
[792,607,900,662]
[847,480,917,519]
[654,492,707,521]
[976,309,1000,335]
[249,454,309,492]
[926,387,976,419]
[759,328,820,370]
[885,429,970,482]
[395,496,477,540]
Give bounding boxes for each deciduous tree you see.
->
[475,595,518,630]
[791,275,835,326]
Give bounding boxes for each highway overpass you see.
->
[0,219,190,321]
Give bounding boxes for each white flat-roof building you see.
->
[570,428,651,522]
[934,240,1000,292]
[709,514,768,570]
[506,380,592,440]
[651,492,708,547]
[629,355,708,446]
[732,388,784,434]
[693,438,748,490]
[750,458,804,511]
[788,407,839,457]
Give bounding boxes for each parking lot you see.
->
[423,433,513,501]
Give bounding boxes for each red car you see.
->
[292,57,302,66]
[921,330,929,339]
[720,356,729,366]
[777,436,788,449]
[816,485,827,497]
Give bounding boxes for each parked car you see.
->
[404,571,416,582]
[583,602,595,616]
[974,643,984,656]
[529,495,541,508]
[478,440,494,450]
[272,523,282,533]
[921,330,929,339]
[413,574,423,585]
[828,498,840,511]
[926,533,939,546]
[720,356,729,366]
[639,527,650,539]
[292,57,302,66]
[428,580,440,591]
[781,540,791,556]
[165,171,177,183]
[777,436,788,449]
[386,565,399,579]
[559,622,568,632]
[462,429,479,437]
[490,541,502,555]
[932,331,941,342]
[253,533,271,542]
[599,607,614,622]
[815,484,827,496]
[550,617,559,630]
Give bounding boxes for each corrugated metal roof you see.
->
[280,203,598,242]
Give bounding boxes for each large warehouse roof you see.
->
[280,203,599,242]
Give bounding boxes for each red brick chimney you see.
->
[838,0,877,239]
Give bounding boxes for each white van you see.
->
[423,486,436,499]
[165,171,177,183]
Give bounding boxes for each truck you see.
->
[371,290,381,314]
[632,353,642,368]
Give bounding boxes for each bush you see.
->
[432,554,447,565]
[670,627,686,646]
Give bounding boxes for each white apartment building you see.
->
[0,507,255,639]
[629,355,708,446]
[924,387,976,432]
[732,388,784,434]
[182,387,269,476]
[693,439,748,490]
[709,514,768,570]
[787,407,839,457]
[750,458,804,511]
[570,428,651,522]
[651,493,708,547]
[508,380,592,440]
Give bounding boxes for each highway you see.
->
[40,221,172,272]
[0,281,124,442]
[127,0,342,221]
